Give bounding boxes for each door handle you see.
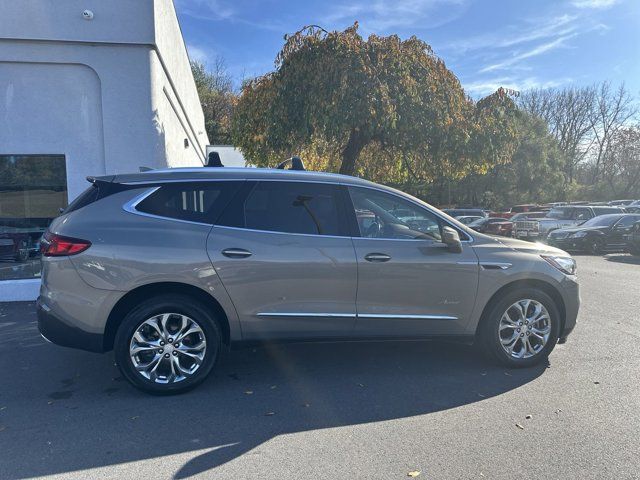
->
[221,248,253,259]
[364,252,391,262]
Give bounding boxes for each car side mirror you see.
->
[442,226,463,253]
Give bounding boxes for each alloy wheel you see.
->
[498,299,551,359]
[129,313,207,384]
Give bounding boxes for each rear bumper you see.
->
[37,298,104,353]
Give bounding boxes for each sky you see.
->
[175,0,640,98]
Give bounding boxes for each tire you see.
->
[478,288,561,368]
[114,294,222,395]
[584,237,603,255]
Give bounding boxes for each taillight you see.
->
[40,231,91,257]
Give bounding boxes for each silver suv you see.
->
[38,168,579,394]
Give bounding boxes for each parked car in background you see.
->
[512,205,625,242]
[455,215,484,225]
[467,217,509,234]
[628,221,640,255]
[626,200,640,213]
[37,167,579,394]
[608,199,636,206]
[0,228,33,262]
[442,208,488,219]
[491,204,543,219]
[546,214,640,254]
[485,219,513,237]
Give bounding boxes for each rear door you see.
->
[207,180,358,340]
[346,186,479,337]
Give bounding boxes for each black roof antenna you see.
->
[276,156,305,171]
[206,151,224,167]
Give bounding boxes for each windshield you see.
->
[546,208,573,220]
[468,218,487,227]
[579,215,621,227]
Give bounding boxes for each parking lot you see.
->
[0,254,638,479]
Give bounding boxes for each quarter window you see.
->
[221,181,343,236]
[348,187,444,241]
[136,182,242,224]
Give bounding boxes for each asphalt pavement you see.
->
[0,254,639,479]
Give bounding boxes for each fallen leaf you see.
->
[0,406,6,411]
[47,401,54,405]
[503,371,512,376]
[357,383,365,388]
[407,471,421,477]
[593,381,600,385]
[525,414,532,420]
[131,416,139,420]
[244,390,253,395]
[515,423,524,430]
[303,403,311,408]
[477,393,486,398]
[264,412,275,416]
[270,385,277,390]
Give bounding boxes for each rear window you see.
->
[136,181,243,224]
[63,181,131,214]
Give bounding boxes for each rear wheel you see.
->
[114,295,221,394]
[585,237,604,255]
[479,288,561,368]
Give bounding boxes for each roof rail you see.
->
[276,156,305,171]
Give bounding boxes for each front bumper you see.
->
[37,298,104,353]
[558,277,580,341]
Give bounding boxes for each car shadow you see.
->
[0,303,547,479]
[604,254,640,265]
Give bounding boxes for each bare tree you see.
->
[601,126,640,197]
[588,82,638,183]
[519,85,595,183]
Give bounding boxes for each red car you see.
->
[490,204,544,219]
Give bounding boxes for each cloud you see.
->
[479,34,577,73]
[446,14,578,54]
[322,0,469,33]
[571,0,618,9]
[464,76,572,97]
[187,45,212,64]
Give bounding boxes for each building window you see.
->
[0,155,67,280]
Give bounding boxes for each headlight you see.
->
[541,255,577,275]
[570,231,588,238]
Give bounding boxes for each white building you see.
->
[0,0,210,300]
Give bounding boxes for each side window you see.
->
[573,208,591,221]
[348,186,443,241]
[616,216,640,228]
[222,181,344,236]
[136,181,242,224]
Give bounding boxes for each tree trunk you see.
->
[339,128,367,176]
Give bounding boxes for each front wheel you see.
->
[114,295,221,394]
[478,288,561,368]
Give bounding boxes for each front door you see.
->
[346,186,479,336]
[207,180,358,340]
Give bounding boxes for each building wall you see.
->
[0,0,209,300]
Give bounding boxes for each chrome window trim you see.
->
[120,177,475,243]
[122,186,213,227]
